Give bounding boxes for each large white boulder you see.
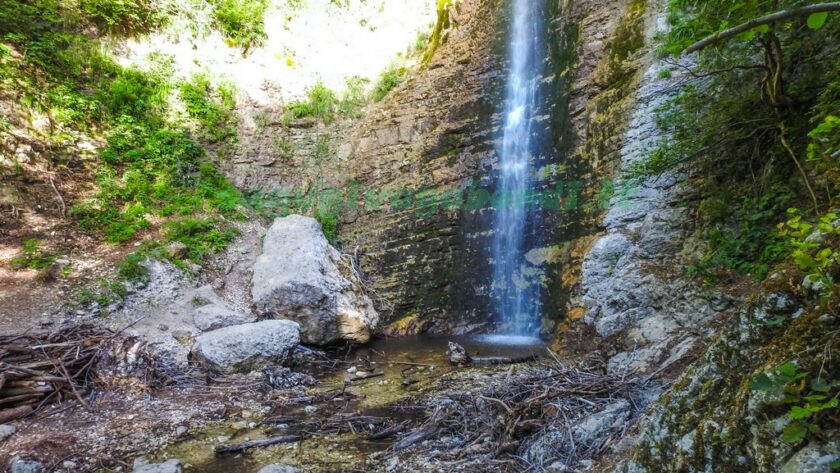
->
[192,320,300,373]
[251,215,379,345]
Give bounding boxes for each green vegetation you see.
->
[284,82,339,124]
[1,0,244,303]
[421,0,452,65]
[631,0,840,286]
[178,73,238,145]
[339,76,370,117]
[750,362,840,443]
[780,209,840,301]
[10,239,57,271]
[372,65,407,102]
[209,0,269,52]
[80,0,169,35]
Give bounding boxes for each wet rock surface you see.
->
[252,215,379,345]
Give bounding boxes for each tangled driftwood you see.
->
[0,324,159,422]
[388,355,659,471]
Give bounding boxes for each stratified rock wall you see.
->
[336,0,587,332]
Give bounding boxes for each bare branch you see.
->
[684,3,840,54]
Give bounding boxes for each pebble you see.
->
[175,426,188,436]
[346,366,358,374]
[304,405,318,414]
[0,424,16,442]
[9,459,45,473]
[61,461,76,469]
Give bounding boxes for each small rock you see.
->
[9,459,45,473]
[164,241,189,259]
[304,405,318,414]
[346,366,358,374]
[171,330,193,344]
[54,258,70,266]
[61,461,76,469]
[134,459,182,473]
[0,424,16,442]
[175,426,188,436]
[257,465,300,473]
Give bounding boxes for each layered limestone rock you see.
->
[252,215,379,345]
[335,0,586,332]
[570,2,736,374]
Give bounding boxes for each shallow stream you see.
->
[152,335,546,472]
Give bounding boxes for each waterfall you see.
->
[490,0,545,336]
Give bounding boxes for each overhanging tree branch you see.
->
[684,2,840,54]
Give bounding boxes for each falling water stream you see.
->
[490,0,546,337]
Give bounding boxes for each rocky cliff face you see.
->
[315,0,589,332]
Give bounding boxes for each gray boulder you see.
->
[191,285,256,331]
[134,459,182,473]
[252,215,379,345]
[192,320,300,373]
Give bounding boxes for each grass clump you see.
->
[284,82,339,124]
[372,65,406,102]
[10,239,57,271]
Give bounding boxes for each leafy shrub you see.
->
[178,73,237,144]
[750,362,840,443]
[780,209,840,300]
[80,0,168,35]
[339,76,369,117]
[688,185,793,282]
[284,82,339,124]
[164,218,238,262]
[372,66,406,102]
[210,0,269,52]
[10,239,56,270]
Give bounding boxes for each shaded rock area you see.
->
[619,277,839,473]
[191,285,256,331]
[252,215,379,345]
[579,11,734,375]
[192,320,300,374]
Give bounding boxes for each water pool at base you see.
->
[152,334,547,473]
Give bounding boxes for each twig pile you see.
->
[389,358,659,471]
[0,324,149,422]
